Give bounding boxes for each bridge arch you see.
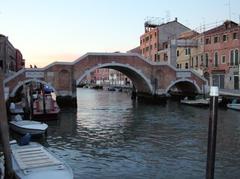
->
[10,78,57,98]
[166,79,201,95]
[76,63,154,94]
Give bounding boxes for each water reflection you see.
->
[41,88,240,179]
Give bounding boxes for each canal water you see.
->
[42,88,240,179]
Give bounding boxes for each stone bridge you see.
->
[4,52,207,100]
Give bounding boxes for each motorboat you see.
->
[227,99,240,111]
[181,96,222,107]
[33,93,60,120]
[9,115,48,135]
[10,140,73,179]
[180,97,209,107]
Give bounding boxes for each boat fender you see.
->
[15,114,23,121]
[19,133,31,146]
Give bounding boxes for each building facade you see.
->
[171,20,240,90]
[0,34,25,76]
[140,18,190,64]
[203,21,240,89]
[16,49,25,71]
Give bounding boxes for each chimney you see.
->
[175,17,178,22]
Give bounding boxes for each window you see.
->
[223,35,227,42]
[154,32,157,37]
[146,36,149,41]
[185,63,189,69]
[235,49,239,66]
[205,53,209,67]
[196,56,198,67]
[177,50,179,57]
[150,35,152,39]
[214,36,218,43]
[140,40,142,44]
[214,52,218,67]
[150,45,152,50]
[185,48,190,55]
[191,57,194,67]
[201,55,203,62]
[177,64,179,68]
[205,38,210,44]
[230,50,234,66]
[221,55,226,64]
[154,43,157,49]
[233,32,237,39]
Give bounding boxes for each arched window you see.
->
[230,50,234,66]
[214,52,218,67]
[235,49,239,65]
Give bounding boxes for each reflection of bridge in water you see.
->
[4,52,207,102]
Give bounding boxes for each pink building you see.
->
[203,21,240,89]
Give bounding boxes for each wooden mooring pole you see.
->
[206,86,219,179]
[0,69,14,178]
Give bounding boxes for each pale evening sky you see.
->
[1,0,240,67]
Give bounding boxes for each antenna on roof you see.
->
[225,0,231,20]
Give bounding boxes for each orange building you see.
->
[140,18,190,63]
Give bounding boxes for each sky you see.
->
[1,0,240,67]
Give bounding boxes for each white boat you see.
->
[227,99,240,111]
[180,97,209,107]
[10,141,73,179]
[181,96,222,107]
[9,115,48,135]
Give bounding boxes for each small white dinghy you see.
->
[180,97,209,107]
[227,99,240,111]
[10,140,73,179]
[9,115,48,135]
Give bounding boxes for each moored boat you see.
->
[227,99,240,111]
[10,140,73,179]
[180,96,222,107]
[180,97,209,107]
[33,93,60,120]
[9,115,48,135]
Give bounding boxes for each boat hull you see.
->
[9,121,48,135]
[227,104,240,111]
[180,99,209,107]
[32,112,59,121]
